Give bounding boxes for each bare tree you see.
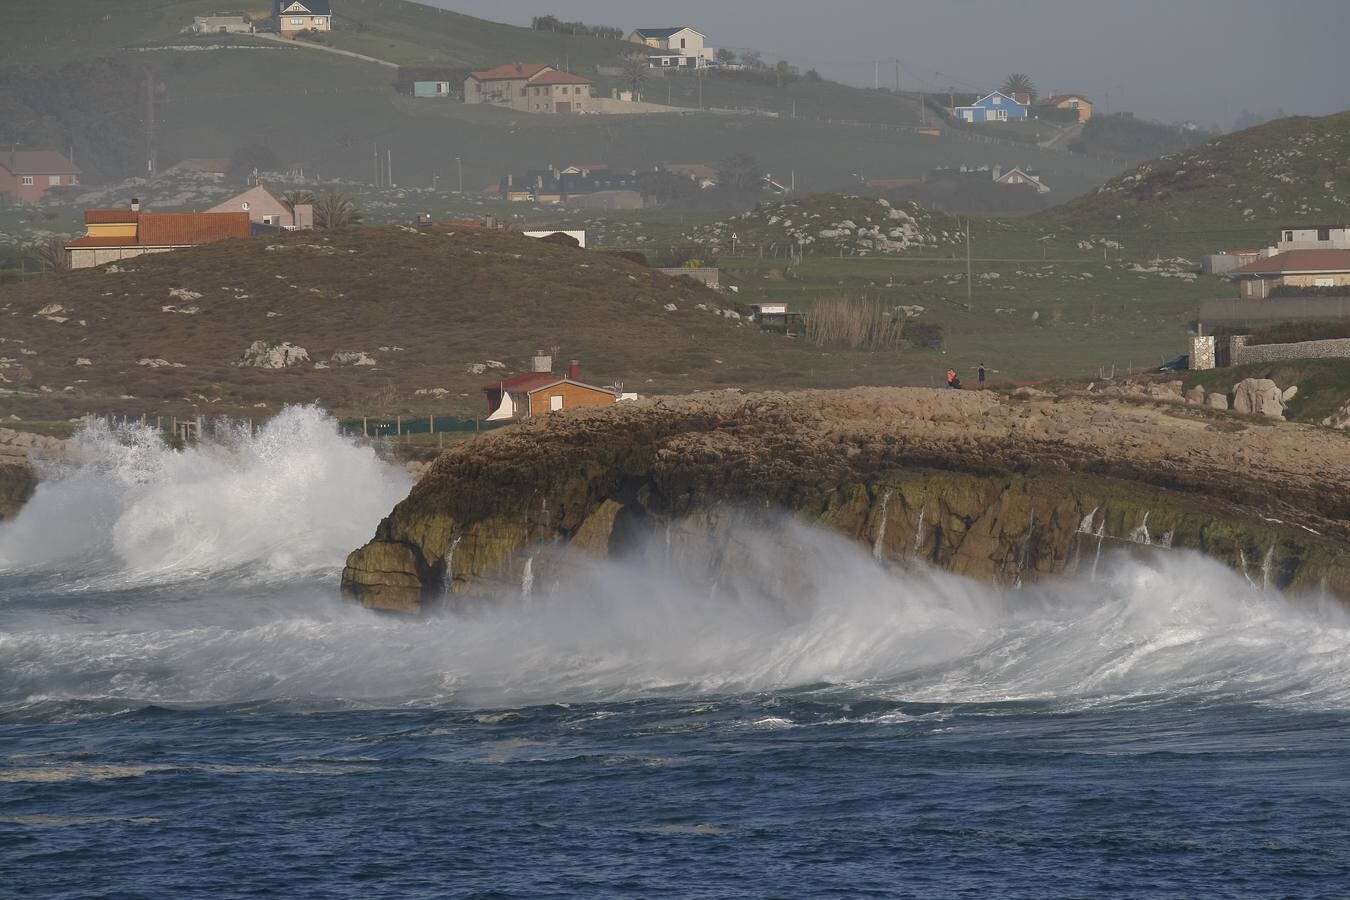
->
[621,52,648,98]
[30,234,70,272]
[312,191,363,230]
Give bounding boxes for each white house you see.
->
[995,167,1051,194]
[628,27,715,69]
[1274,225,1350,252]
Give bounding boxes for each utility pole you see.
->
[874,59,879,90]
[144,69,157,177]
[895,59,900,93]
[965,219,972,304]
[387,148,393,188]
[456,156,463,193]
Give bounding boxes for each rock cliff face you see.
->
[0,428,68,521]
[341,388,1350,613]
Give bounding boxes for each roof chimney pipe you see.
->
[568,359,580,381]
[130,198,141,212]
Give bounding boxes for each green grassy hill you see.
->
[1046,112,1350,234]
[0,0,1123,198]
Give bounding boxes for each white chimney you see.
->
[532,351,553,373]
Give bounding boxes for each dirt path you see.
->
[252,32,397,69]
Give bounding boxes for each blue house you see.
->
[953,91,1028,123]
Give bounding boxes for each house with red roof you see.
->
[0,150,81,203]
[483,354,618,421]
[463,63,593,113]
[65,200,251,269]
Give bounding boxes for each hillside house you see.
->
[163,158,230,179]
[464,64,593,113]
[665,163,718,188]
[206,185,312,229]
[1275,225,1350,252]
[627,27,714,68]
[0,151,81,204]
[483,356,617,421]
[995,167,1051,193]
[192,15,254,33]
[65,201,251,269]
[500,166,639,203]
[1038,94,1093,123]
[952,92,1028,123]
[1229,250,1350,299]
[274,0,331,35]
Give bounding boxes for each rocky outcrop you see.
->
[342,388,1350,613]
[1231,378,1286,419]
[0,428,69,520]
[1324,399,1350,430]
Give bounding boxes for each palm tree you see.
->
[1001,73,1037,102]
[281,190,315,212]
[312,191,363,230]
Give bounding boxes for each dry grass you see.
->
[805,296,905,351]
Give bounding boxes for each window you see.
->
[263,214,280,226]
[241,201,251,211]
[49,175,61,185]
[1284,230,1294,241]
[290,17,304,25]
[1315,277,1335,287]
[550,395,564,411]
[1318,228,1331,241]
[993,95,1002,105]
[20,176,33,186]
[680,38,686,48]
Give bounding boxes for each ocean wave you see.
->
[2,521,1348,716]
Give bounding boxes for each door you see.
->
[550,395,564,411]
[556,102,572,114]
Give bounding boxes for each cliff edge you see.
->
[341,388,1350,613]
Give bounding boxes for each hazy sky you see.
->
[421,0,1350,126]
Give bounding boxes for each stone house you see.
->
[464,64,592,113]
[0,150,81,204]
[66,201,251,269]
[206,185,312,229]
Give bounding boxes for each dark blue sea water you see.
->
[3,411,1348,898]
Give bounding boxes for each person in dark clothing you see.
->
[978,363,987,386]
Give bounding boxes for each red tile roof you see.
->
[484,372,560,393]
[0,150,81,176]
[85,209,140,224]
[137,212,251,246]
[1230,250,1350,275]
[468,63,552,82]
[529,70,593,86]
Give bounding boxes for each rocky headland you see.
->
[341,387,1350,613]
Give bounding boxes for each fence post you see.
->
[363,416,368,437]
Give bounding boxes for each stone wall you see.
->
[1229,334,1350,365]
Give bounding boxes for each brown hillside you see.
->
[0,227,919,422]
